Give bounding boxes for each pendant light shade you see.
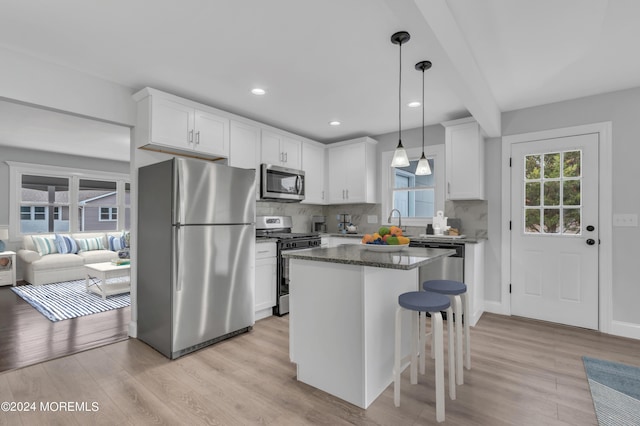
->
[390,31,410,168]
[415,60,432,176]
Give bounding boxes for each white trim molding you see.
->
[501,122,613,333]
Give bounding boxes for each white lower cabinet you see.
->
[464,241,485,327]
[255,241,277,320]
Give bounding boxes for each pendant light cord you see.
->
[398,40,402,145]
[422,65,425,153]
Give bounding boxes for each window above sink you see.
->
[381,145,445,227]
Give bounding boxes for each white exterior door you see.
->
[511,133,599,329]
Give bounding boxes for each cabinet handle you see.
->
[195,131,200,145]
[447,182,451,194]
[280,152,284,162]
[322,190,324,200]
[189,130,194,144]
[342,189,345,199]
[346,189,349,199]
[257,250,270,254]
[284,152,288,163]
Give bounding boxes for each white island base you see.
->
[289,259,418,409]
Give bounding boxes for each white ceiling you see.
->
[1,0,639,159]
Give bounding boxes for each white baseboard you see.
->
[610,320,640,340]
[484,300,508,315]
[128,320,137,338]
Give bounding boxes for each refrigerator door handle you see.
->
[174,160,184,224]
[174,225,183,292]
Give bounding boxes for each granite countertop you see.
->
[282,245,456,271]
[324,233,485,244]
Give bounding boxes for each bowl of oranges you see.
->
[361,226,410,252]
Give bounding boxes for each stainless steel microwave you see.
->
[260,164,305,202]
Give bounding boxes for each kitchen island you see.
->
[283,244,455,409]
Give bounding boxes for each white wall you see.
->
[0,47,135,127]
[492,87,640,328]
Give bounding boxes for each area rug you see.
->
[11,278,130,322]
[583,356,640,425]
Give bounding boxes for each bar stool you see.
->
[423,279,470,386]
[394,291,455,423]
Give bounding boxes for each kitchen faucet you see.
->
[387,209,402,229]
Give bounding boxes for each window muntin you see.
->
[523,150,582,235]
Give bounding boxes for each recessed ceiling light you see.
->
[408,101,421,108]
[329,121,341,126]
[251,88,266,95]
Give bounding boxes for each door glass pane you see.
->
[525,155,541,179]
[563,151,581,177]
[563,208,581,234]
[543,153,560,178]
[544,181,560,206]
[563,180,581,205]
[525,182,540,206]
[525,209,540,233]
[543,209,560,233]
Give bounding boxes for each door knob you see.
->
[586,239,596,245]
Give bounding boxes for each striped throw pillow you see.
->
[108,235,125,251]
[32,236,59,256]
[76,237,105,252]
[54,234,79,254]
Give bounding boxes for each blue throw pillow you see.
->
[54,234,79,254]
[108,235,125,251]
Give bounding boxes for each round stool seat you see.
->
[398,291,450,312]
[423,279,467,295]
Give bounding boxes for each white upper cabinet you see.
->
[301,141,327,204]
[443,117,485,200]
[261,130,302,169]
[133,88,230,160]
[229,120,260,200]
[327,137,377,204]
[229,120,260,170]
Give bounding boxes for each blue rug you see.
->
[11,278,130,322]
[583,356,640,425]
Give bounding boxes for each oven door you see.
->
[261,164,305,201]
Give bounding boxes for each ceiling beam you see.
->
[388,0,502,137]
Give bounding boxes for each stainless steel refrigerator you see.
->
[137,157,256,359]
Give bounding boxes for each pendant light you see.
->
[415,60,433,175]
[390,31,410,168]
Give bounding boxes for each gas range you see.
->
[256,216,322,316]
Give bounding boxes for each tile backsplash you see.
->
[258,200,488,238]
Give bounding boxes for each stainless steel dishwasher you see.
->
[409,240,465,284]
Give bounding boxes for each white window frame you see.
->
[381,144,445,227]
[7,161,129,239]
[99,207,118,222]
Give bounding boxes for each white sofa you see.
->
[17,232,124,285]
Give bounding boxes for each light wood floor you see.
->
[1,312,639,425]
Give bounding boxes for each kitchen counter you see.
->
[283,245,455,270]
[287,245,455,409]
[324,232,486,244]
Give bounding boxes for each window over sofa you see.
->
[8,162,130,238]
